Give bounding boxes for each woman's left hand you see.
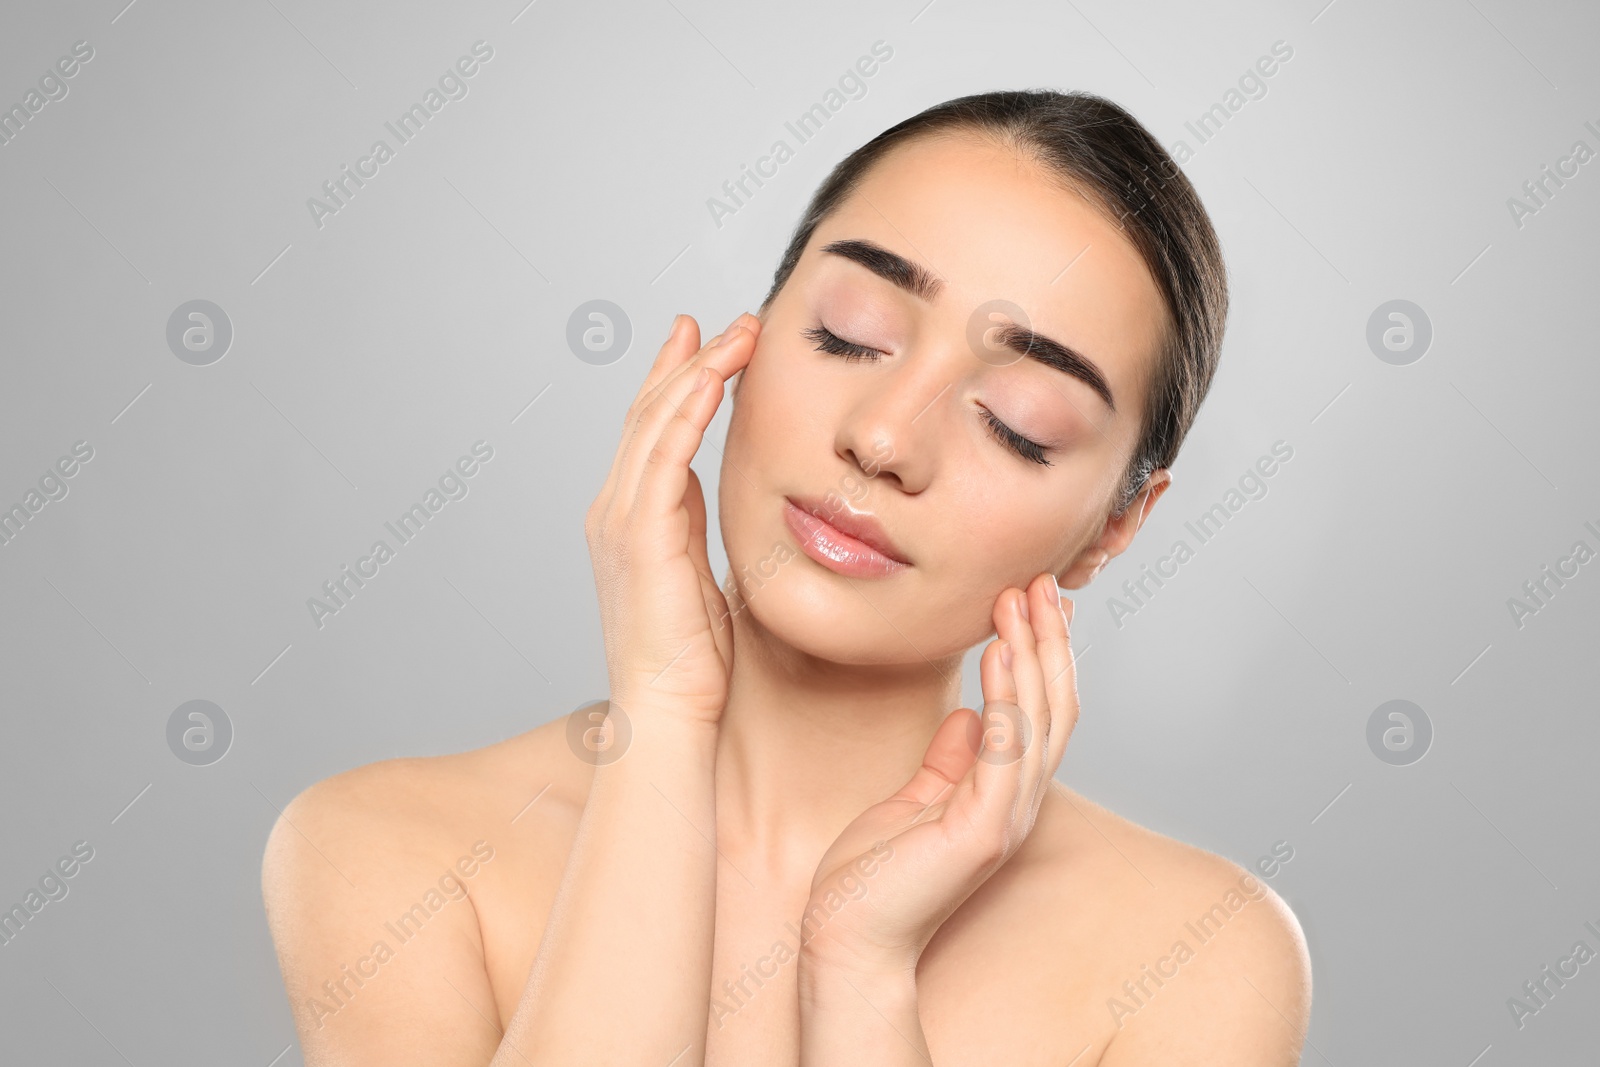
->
[799,572,1078,979]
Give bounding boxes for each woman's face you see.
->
[719,131,1173,664]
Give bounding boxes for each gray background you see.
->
[1,0,1596,1062]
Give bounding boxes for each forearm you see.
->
[798,957,929,1067]
[494,716,720,1065]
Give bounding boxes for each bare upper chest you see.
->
[471,824,1122,1067]
[707,863,1132,1067]
[700,875,1119,1067]
[458,742,1137,1065]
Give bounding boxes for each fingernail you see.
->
[1018,590,1030,623]
[666,314,681,340]
[1063,597,1075,628]
[694,368,712,390]
[1045,574,1061,608]
[712,326,743,349]
[999,640,1014,671]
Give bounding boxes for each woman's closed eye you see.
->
[802,323,880,362]
[803,322,1054,467]
[978,406,1051,466]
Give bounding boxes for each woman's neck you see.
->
[711,595,965,882]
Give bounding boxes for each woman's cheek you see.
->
[972,491,1069,582]
[750,352,823,439]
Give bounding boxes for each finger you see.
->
[595,314,701,513]
[634,312,757,424]
[600,313,746,512]
[1028,574,1080,779]
[624,327,756,520]
[998,582,1050,801]
[633,313,703,407]
[683,465,713,582]
[969,634,1028,836]
[884,707,982,817]
[607,317,755,511]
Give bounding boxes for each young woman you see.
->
[263,89,1311,1065]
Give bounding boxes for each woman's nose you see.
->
[835,358,959,493]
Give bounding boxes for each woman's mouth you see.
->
[782,496,911,578]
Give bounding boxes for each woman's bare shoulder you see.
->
[260,714,592,909]
[258,713,597,1053]
[1039,785,1287,889]
[1028,785,1312,1060]
[254,716,594,1056]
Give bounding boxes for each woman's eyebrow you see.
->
[820,238,944,302]
[820,237,1117,413]
[989,320,1116,412]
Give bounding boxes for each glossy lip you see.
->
[782,495,911,577]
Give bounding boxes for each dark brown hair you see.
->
[758,89,1229,517]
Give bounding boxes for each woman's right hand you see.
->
[585,311,761,727]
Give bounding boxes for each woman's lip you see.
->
[782,498,911,578]
[785,495,911,562]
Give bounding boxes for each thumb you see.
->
[927,706,984,782]
[683,468,711,575]
[888,708,983,812]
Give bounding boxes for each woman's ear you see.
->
[1059,469,1173,588]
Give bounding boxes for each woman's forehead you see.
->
[820,135,1155,296]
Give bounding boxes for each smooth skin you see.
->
[262,132,1311,1065]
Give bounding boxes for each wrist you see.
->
[798,949,919,1013]
[576,702,718,777]
[799,935,918,998]
[603,688,725,732]
[794,898,924,977]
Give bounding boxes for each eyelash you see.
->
[802,323,1054,467]
[802,323,877,362]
